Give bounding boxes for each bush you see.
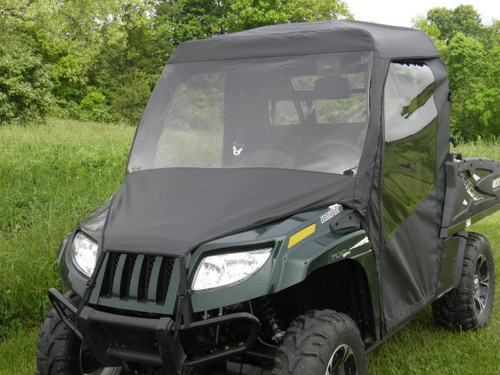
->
[0,43,53,124]
[110,76,151,124]
[78,87,115,123]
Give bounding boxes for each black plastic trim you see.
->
[48,288,82,340]
[48,288,261,371]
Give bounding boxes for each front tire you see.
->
[273,310,366,375]
[432,232,495,330]
[36,294,127,375]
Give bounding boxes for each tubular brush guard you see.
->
[48,288,261,373]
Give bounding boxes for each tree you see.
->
[0,42,53,123]
[225,0,352,32]
[0,1,54,123]
[424,5,483,43]
[1,0,352,125]
[415,5,499,140]
[155,0,352,42]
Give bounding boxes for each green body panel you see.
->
[62,203,380,317]
[188,206,376,313]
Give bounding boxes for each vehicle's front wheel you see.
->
[273,310,366,375]
[36,294,127,375]
[432,232,495,330]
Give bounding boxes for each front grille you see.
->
[102,325,158,354]
[99,252,175,305]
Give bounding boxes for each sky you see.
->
[346,0,500,27]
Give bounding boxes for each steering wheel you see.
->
[244,148,297,169]
[310,140,361,160]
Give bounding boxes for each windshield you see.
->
[128,51,372,175]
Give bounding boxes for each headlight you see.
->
[192,247,273,291]
[71,232,98,277]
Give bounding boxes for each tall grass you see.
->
[0,119,135,333]
[0,120,498,374]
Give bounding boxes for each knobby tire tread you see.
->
[273,310,366,375]
[432,232,495,331]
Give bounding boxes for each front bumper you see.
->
[49,288,261,372]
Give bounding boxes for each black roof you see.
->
[169,20,439,63]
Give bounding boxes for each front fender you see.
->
[190,229,378,315]
[276,230,371,291]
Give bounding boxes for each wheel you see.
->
[36,292,128,375]
[432,232,495,330]
[273,310,366,375]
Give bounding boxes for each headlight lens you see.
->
[71,232,98,277]
[192,247,273,291]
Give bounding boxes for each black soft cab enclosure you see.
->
[38,20,499,375]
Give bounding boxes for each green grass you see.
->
[459,139,500,161]
[0,327,39,375]
[0,120,498,373]
[0,119,135,332]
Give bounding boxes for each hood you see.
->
[102,168,355,256]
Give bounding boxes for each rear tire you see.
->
[432,232,495,330]
[273,310,366,375]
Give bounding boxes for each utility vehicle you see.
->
[37,21,500,375]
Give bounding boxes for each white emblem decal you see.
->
[233,142,244,156]
[320,204,343,224]
[331,249,351,261]
[493,177,500,190]
[350,236,370,250]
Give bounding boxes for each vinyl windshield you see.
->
[128,51,373,175]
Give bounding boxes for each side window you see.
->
[384,63,437,142]
[382,63,438,242]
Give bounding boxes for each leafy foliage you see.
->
[426,5,483,42]
[0,41,53,123]
[415,6,499,140]
[1,2,497,139]
[0,0,351,125]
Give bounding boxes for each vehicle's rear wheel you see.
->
[432,232,495,330]
[36,293,128,375]
[273,310,366,375]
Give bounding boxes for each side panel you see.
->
[379,60,449,332]
[380,192,441,330]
